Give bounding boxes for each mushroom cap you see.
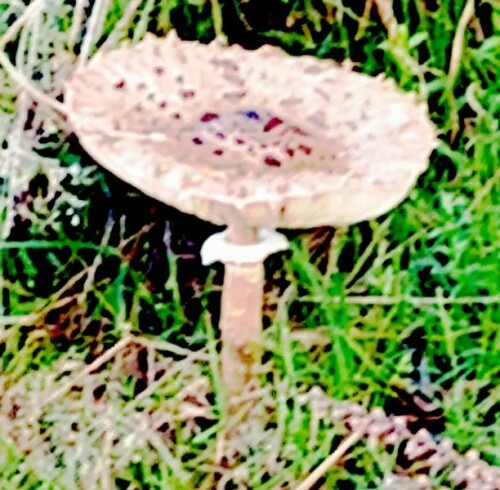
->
[65,32,437,228]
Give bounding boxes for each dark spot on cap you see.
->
[214,149,224,156]
[114,80,126,90]
[235,138,245,145]
[263,117,283,132]
[216,132,225,139]
[173,113,181,120]
[192,137,203,145]
[200,112,219,122]
[293,126,309,136]
[244,111,260,120]
[285,148,294,157]
[154,66,164,76]
[159,101,168,109]
[137,83,147,91]
[264,156,281,167]
[181,90,196,99]
[298,144,312,155]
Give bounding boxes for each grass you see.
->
[0,0,498,488]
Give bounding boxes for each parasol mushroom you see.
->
[65,32,437,396]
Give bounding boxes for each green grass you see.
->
[0,0,498,488]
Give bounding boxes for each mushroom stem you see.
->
[201,226,289,396]
[220,223,262,395]
[219,259,264,395]
[226,223,259,245]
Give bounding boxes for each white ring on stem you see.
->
[201,229,289,266]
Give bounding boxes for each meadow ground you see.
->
[0,1,498,488]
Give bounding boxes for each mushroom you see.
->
[64,32,437,396]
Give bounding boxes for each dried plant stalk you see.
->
[299,387,500,489]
